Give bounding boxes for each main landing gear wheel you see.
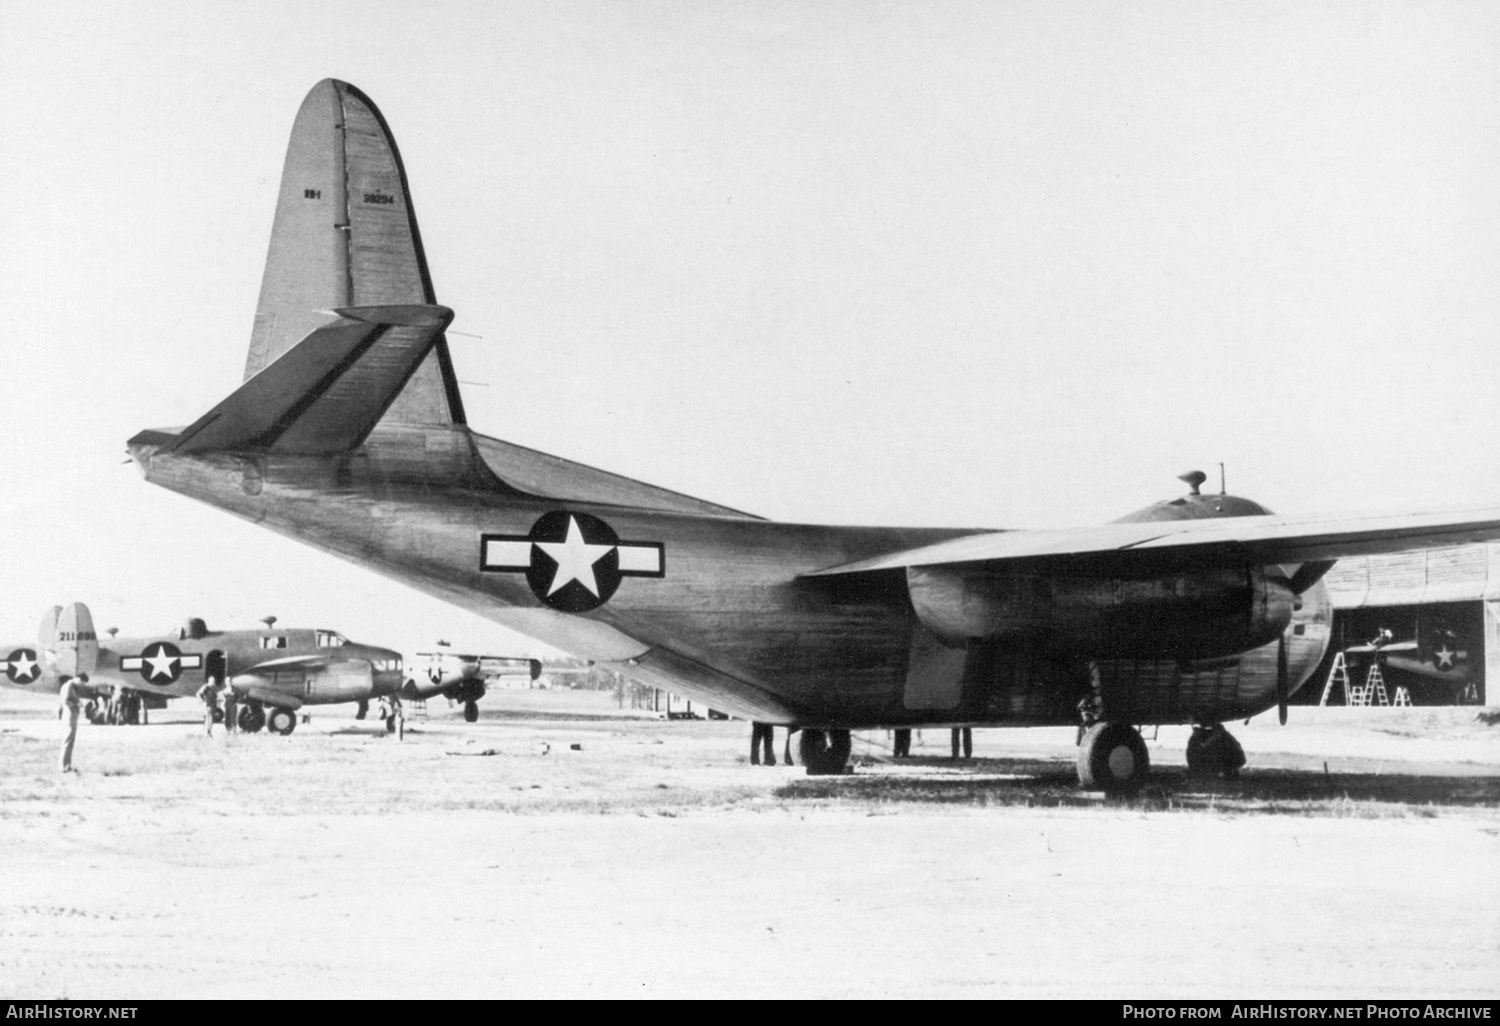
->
[798,729,853,776]
[1185,724,1245,779]
[1077,722,1150,796]
[237,703,266,733]
[463,700,479,723]
[355,699,368,721]
[267,706,297,736]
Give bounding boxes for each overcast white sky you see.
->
[1,1,1497,656]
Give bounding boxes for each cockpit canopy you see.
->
[179,617,208,640]
[315,630,347,648]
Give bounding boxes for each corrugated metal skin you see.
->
[1324,542,1500,607]
[244,79,458,429]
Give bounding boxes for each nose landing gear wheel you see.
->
[1077,722,1149,796]
[1185,724,1245,778]
[463,700,479,723]
[798,729,852,776]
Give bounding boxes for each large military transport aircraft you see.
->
[3,602,404,734]
[126,80,1500,792]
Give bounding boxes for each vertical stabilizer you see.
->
[52,602,97,678]
[245,79,465,428]
[37,605,61,649]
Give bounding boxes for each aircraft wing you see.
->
[241,654,331,673]
[804,507,1500,577]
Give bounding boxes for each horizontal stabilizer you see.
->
[805,507,1500,577]
[170,304,453,456]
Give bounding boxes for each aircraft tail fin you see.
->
[49,602,98,678]
[171,304,454,456]
[246,79,464,430]
[38,605,62,649]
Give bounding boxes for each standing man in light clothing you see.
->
[59,675,86,772]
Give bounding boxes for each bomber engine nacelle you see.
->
[907,565,1296,659]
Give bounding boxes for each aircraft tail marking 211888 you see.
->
[126,79,1500,791]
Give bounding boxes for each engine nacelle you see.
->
[907,565,1295,659]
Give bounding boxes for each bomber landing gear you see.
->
[237,701,266,734]
[355,699,368,720]
[462,700,479,723]
[266,706,297,736]
[1077,722,1150,796]
[1185,723,1245,779]
[797,729,852,776]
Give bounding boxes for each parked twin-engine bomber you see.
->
[126,79,1500,792]
[3,602,404,734]
[404,649,543,722]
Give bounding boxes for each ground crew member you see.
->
[750,722,776,766]
[222,683,238,734]
[59,675,85,772]
[950,726,972,760]
[196,677,224,736]
[893,728,912,758]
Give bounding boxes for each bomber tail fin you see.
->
[49,602,97,678]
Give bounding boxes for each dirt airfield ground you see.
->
[1,687,1497,1000]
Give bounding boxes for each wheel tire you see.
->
[384,715,397,734]
[237,704,266,733]
[1077,722,1149,796]
[463,701,479,723]
[267,707,296,736]
[798,729,853,776]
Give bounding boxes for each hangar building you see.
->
[1315,543,1500,707]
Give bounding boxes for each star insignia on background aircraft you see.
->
[1433,644,1458,670]
[481,511,665,613]
[5,649,41,684]
[121,641,202,685]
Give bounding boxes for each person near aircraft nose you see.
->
[750,722,775,766]
[222,683,238,735]
[59,675,85,772]
[950,727,972,760]
[196,677,224,737]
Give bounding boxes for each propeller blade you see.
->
[1277,634,1289,726]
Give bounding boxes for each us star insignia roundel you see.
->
[6,648,41,684]
[480,511,665,613]
[121,641,203,685]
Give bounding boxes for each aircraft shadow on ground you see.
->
[774,756,1500,812]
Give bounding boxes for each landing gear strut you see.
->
[798,729,852,776]
[355,699,368,720]
[1077,722,1150,796]
[1185,723,1245,779]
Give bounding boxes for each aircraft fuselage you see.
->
[128,429,1332,728]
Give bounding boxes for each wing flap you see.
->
[805,507,1500,577]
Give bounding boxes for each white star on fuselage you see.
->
[143,645,179,681]
[9,651,37,679]
[535,516,615,597]
[1434,644,1456,670]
